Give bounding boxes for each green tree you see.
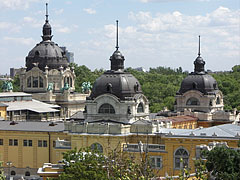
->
[203,146,240,180]
[59,148,108,180]
[0,161,6,180]
[58,147,153,180]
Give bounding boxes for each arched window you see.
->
[11,171,16,176]
[137,103,144,113]
[25,171,30,176]
[27,77,31,88]
[174,147,189,169]
[39,76,43,88]
[33,76,38,88]
[98,103,115,114]
[216,97,220,104]
[90,143,103,153]
[186,97,200,106]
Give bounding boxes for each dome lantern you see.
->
[42,3,53,41]
[194,36,205,74]
[110,20,125,71]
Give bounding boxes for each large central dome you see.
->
[25,3,68,71]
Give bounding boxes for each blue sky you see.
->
[0,0,239,74]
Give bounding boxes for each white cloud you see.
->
[56,27,71,33]
[83,8,96,15]
[80,6,240,71]
[3,36,35,46]
[54,8,64,15]
[0,0,40,10]
[0,22,21,32]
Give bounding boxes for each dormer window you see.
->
[137,103,144,113]
[186,97,200,106]
[35,51,40,56]
[98,103,115,114]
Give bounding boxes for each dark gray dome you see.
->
[90,71,142,100]
[178,73,218,95]
[26,41,68,71]
[25,3,68,71]
[178,36,219,95]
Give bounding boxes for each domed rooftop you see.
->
[89,20,143,100]
[178,73,218,94]
[178,36,219,95]
[90,71,142,100]
[25,3,68,71]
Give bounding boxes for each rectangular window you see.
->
[43,140,47,147]
[0,139,3,145]
[9,139,13,146]
[38,140,42,147]
[150,156,162,169]
[24,140,33,147]
[29,140,32,147]
[23,140,28,146]
[14,139,18,146]
[38,140,47,147]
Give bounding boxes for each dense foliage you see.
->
[2,64,240,113]
[203,146,240,180]
[58,148,153,180]
[0,162,5,180]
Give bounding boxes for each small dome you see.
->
[178,73,218,95]
[110,50,125,71]
[111,50,124,60]
[26,41,68,71]
[90,71,142,100]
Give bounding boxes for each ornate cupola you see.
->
[194,36,205,74]
[175,36,224,113]
[86,20,149,124]
[42,3,53,41]
[110,20,125,71]
[25,3,68,71]
[90,20,143,100]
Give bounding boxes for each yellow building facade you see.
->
[0,121,239,178]
[0,103,7,120]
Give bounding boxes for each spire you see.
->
[116,20,119,50]
[194,35,205,74]
[110,20,125,71]
[198,35,201,57]
[42,3,52,41]
[45,3,49,23]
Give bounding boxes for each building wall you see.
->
[0,129,239,177]
[0,106,7,119]
[0,130,68,176]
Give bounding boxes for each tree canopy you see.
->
[58,147,153,180]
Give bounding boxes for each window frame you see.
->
[174,147,189,169]
[98,103,115,114]
[186,97,200,106]
[137,103,144,113]
[149,156,162,169]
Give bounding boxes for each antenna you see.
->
[198,35,201,56]
[45,3,49,22]
[116,20,119,50]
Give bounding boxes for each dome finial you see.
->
[198,35,201,57]
[116,20,119,50]
[42,3,52,41]
[45,3,49,22]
